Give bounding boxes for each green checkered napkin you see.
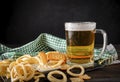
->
[0,33,118,65]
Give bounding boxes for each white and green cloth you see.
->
[0,33,118,65]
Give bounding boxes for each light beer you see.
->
[65,30,95,64]
[65,22,96,66]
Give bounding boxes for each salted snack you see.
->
[49,59,64,68]
[10,63,35,82]
[45,51,66,68]
[67,65,91,82]
[47,70,67,82]
[46,51,66,62]
[16,55,31,63]
[47,64,91,82]
[0,51,91,82]
[67,65,85,76]
[37,51,47,64]
[0,51,67,82]
[7,61,17,72]
[0,59,11,76]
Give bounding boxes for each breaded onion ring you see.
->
[51,59,64,68]
[16,55,31,63]
[47,70,67,82]
[67,65,85,76]
[8,61,17,72]
[38,52,47,64]
[10,63,35,82]
[0,59,11,76]
[46,51,66,61]
[24,64,35,81]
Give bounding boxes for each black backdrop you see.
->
[0,0,120,47]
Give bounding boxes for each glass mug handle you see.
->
[95,29,107,60]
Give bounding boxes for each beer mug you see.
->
[65,22,107,67]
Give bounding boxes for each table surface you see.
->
[0,44,120,82]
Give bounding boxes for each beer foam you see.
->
[65,22,96,31]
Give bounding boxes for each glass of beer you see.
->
[65,22,107,67]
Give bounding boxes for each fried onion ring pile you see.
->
[7,55,43,82]
[0,51,67,82]
[0,59,11,76]
[10,63,35,82]
[0,51,91,82]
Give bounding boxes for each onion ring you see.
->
[10,63,35,82]
[50,59,64,68]
[16,55,31,63]
[14,64,27,80]
[46,51,66,61]
[24,64,35,81]
[11,66,19,82]
[8,61,17,72]
[47,70,67,82]
[38,52,47,64]
[67,65,85,76]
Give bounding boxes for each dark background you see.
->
[0,0,120,47]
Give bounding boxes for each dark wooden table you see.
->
[86,45,120,82]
